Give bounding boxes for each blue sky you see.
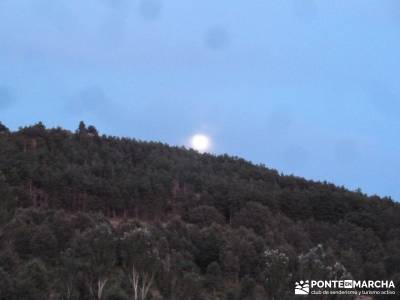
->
[1,0,400,200]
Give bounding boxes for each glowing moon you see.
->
[191,134,210,152]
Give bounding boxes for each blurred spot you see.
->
[67,86,112,115]
[101,19,127,46]
[138,0,162,21]
[368,81,400,118]
[291,0,318,22]
[334,139,359,164]
[0,86,14,110]
[100,5,129,45]
[283,145,309,168]
[21,48,48,73]
[266,111,293,135]
[204,26,230,50]
[31,0,71,32]
[102,0,126,9]
[387,0,400,23]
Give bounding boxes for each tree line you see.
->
[0,122,399,299]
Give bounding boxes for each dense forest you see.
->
[0,121,399,300]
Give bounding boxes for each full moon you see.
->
[191,134,210,152]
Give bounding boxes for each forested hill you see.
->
[0,121,399,300]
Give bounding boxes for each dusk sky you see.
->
[1,1,400,200]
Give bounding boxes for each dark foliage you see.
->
[0,122,399,299]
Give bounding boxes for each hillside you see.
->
[0,121,399,300]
